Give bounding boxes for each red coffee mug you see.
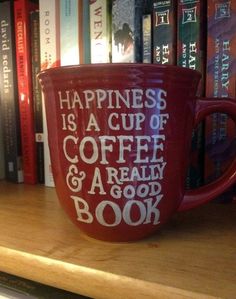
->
[38,64,236,242]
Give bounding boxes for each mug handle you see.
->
[178,98,236,212]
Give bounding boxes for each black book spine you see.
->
[152,0,177,65]
[0,0,23,183]
[30,10,44,183]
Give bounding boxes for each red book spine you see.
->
[14,0,38,184]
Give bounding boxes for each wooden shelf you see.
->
[0,181,235,299]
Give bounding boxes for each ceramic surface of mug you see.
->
[38,64,236,242]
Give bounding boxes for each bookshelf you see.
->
[0,181,235,299]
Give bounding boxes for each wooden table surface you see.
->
[0,181,235,299]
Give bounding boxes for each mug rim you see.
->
[37,63,202,80]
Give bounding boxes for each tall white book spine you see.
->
[90,0,111,63]
[39,0,60,187]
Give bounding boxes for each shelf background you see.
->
[0,181,235,299]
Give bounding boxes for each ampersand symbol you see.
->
[66,165,86,192]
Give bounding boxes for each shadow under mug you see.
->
[38,64,236,242]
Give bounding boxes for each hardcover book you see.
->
[14,0,38,184]
[39,0,60,187]
[152,0,177,65]
[30,9,44,183]
[90,0,111,63]
[177,0,207,189]
[0,0,23,183]
[112,0,143,63]
[205,0,236,201]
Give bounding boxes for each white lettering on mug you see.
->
[58,88,168,110]
[71,195,162,227]
[88,167,106,195]
[60,87,170,228]
[63,135,166,165]
[66,165,86,192]
[71,196,93,223]
[108,112,145,130]
[110,181,162,199]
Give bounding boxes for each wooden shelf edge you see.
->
[0,246,218,299]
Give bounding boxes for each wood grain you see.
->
[0,181,235,298]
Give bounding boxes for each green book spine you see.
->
[177,0,206,95]
[177,0,207,189]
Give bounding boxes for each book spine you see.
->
[0,0,23,183]
[39,0,60,187]
[81,0,91,64]
[152,0,177,65]
[60,0,80,66]
[39,0,60,69]
[14,0,38,184]
[142,14,152,63]
[90,0,111,63]
[0,116,5,180]
[112,0,143,63]
[30,10,44,184]
[177,0,207,189]
[0,36,4,180]
[205,0,236,202]
[177,0,206,95]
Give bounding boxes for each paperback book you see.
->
[90,0,111,63]
[0,0,23,183]
[60,0,80,65]
[39,0,60,187]
[82,0,91,64]
[60,0,90,65]
[177,0,206,95]
[177,0,207,189]
[112,0,143,63]
[152,0,177,65]
[30,9,44,183]
[142,0,154,63]
[14,0,38,184]
[142,14,152,63]
[0,115,4,180]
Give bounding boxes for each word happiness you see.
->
[58,87,169,228]
[58,87,167,109]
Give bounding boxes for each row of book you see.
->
[0,0,235,201]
